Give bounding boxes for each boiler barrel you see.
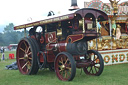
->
[47,40,88,55]
[47,41,88,55]
[66,41,88,55]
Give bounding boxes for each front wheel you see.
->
[83,50,104,76]
[54,52,76,81]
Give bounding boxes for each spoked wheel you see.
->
[16,38,39,75]
[83,50,104,76]
[55,52,76,81]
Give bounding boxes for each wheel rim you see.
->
[17,39,33,74]
[55,52,76,81]
[83,50,104,76]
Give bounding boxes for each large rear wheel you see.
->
[16,38,39,75]
[54,52,76,81]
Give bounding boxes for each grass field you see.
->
[0,51,128,85]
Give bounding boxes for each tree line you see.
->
[0,23,27,46]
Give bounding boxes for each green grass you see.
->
[0,51,128,85]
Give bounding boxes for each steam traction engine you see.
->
[14,8,108,81]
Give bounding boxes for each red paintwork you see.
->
[39,50,56,62]
[66,34,84,43]
[41,32,99,63]
[46,51,56,62]
[46,43,56,51]
[30,35,36,39]
[38,52,44,62]
[58,41,67,52]
[46,41,67,52]
[40,35,44,44]
[45,31,57,43]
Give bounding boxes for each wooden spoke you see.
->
[91,67,94,74]
[94,66,97,73]
[27,62,31,69]
[22,61,29,69]
[89,66,92,73]
[66,67,71,75]
[26,46,30,53]
[59,60,63,64]
[60,70,64,76]
[64,70,67,78]
[25,49,27,53]
[66,67,71,71]
[23,41,28,49]
[20,48,25,53]
[94,57,98,61]
[65,58,69,64]
[26,61,31,69]
[59,65,61,68]
[59,69,63,72]
[68,70,71,74]
[28,52,32,56]
[19,57,24,60]
[94,66,100,69]
[64,56,66,61]
[28,57,32,60]
[61,57,64,64]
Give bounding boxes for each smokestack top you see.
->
[71,0,78,6]
[69,0,79,11]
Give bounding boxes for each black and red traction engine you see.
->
[15,8,108,81]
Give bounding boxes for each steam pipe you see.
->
[24,28,27,37]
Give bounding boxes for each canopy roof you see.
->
[14,8,108,30]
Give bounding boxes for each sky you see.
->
[0,0,127,32]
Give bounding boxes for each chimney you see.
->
[69,0,79,11]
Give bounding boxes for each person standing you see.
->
[0,47,5,61]
[112,20,116,36]
[116,24,121,39]
[1,47,3,53]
